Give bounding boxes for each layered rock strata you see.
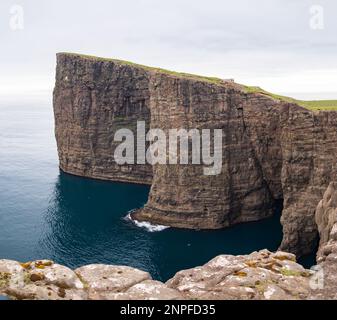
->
[54,53,337,257]
[54,54,152,184]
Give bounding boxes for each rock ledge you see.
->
[0,250,323,300]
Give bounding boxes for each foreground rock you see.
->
[0,260,182,300]
[74,264,182,300]
[0,250,325,300]
[167,250,315,300]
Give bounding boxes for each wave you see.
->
[125,212,170,232]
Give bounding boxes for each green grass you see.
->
[244,86,337,111]
[59,53,337,111]
[280,268,311,277]
[296,100,337,111]
[58,52,224,85]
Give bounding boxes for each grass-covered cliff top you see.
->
[58,53,337,111]
[245,86,337,111]
[58,52,225,85]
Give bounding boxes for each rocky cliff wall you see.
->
[53,53,337,257]
[280,110,337,255]
[308,182,337,299]
[54,54,152,184]
[134,73,283,229]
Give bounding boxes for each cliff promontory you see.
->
[53,53,337,258]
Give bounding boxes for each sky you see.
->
[0,0,336,101]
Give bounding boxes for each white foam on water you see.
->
[125,212,170,232]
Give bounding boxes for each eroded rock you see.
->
[75,264,151,293]
[167,250,313,300]
[0,250,332,300]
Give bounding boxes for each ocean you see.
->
[0,99,315,281]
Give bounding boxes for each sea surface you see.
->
[0,100,315,281]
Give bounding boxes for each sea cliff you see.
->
[54,53,337,258]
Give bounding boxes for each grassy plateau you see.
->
[244,86,337,111]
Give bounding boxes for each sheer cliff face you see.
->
[279,110,337,254]
[136,73,282,229]
[311,183,337,299]
[53,53,337,257]
[53,54,152,184]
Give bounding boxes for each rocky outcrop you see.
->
[53,53,337,257]
[311,182,337,299]
[167,250,314,300]
[0,250,323,300]
[315,182,337,258]
[0,259,182,300]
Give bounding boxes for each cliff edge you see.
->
[53,53,337,257]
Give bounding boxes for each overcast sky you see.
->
[0,0,336,101]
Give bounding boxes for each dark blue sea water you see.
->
[0,100,315,281]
